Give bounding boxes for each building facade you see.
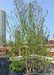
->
[0,45,11,57]
[47,39,54,57]
[0,9,6,45]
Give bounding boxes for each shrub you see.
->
[9,60,24,72]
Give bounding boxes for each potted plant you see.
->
[9,60,24,75]
[7,0,52,74]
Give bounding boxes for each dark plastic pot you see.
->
[9,70,23,75]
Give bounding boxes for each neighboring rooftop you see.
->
[47,35,54,46]
[48,40,54,44]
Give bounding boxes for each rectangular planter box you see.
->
[9,70,23,75]
[23,72,54,75]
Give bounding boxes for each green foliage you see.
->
[31,57,50,72]
[9,60,24,72]
[7,0,52,73]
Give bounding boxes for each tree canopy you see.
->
[7,0,51,73]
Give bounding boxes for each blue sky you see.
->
[0,0,54,40]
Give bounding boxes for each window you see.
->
[0,50,2,52]
[0,54,2,56]
[6,49,9,54]
[3,50,5,56]
[3,53,5,56]
[3,50,5,52]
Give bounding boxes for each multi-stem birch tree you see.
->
[7,0,51,73]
